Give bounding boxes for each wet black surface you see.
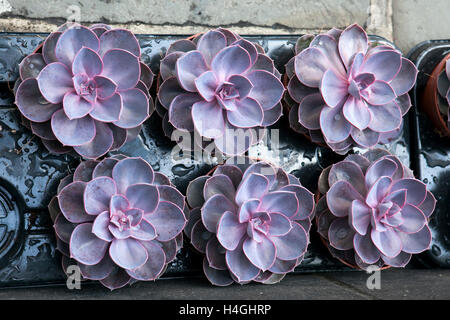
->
[408,40,450,268]
[0,33,420,288]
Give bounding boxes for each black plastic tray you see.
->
[407,40,450,268]
[0,33,419,288]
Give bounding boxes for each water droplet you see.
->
[334,114,341,121]
[171,163,194,177]
[337,227,348,239]
[422,150,450,168]
[151,161,160,171]
[38,97,49,105]
[431,245,441,256]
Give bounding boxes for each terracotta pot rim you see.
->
[33,42,44,54]
[186,33,203,41]
[421,52,450,137]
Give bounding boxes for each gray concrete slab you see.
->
[0,0,381,40]
[393,0,450,53]
[1,0,449,53]
[0,270,449,299]
[322,269,450,299]
[1,0,370,29]
[0,273,370,300]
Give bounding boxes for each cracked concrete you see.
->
[1,0,370,29]
[1,0,447,53]
[0,0,379,39]
[366,0,393,41]
[393,0,450,53]
[0,1,448,53]
[0,0,12,15]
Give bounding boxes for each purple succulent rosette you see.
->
[157,28,284,156]
[15,23,154,159]
[285,24,418,154]
[437,58,450,129]
[316,149,436,269]
[48,155,187,290]
[184,157,315,286]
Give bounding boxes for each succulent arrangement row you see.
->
[12,23,439,290]
[15,23,422,158]
[49,150,434,289]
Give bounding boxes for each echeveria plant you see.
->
[15,23,154,159]
[437,58,450,129]
[185,157,314,286]
[316,149,436,269]
[285,24,418,154]
[49,155,186,290]
[157,28,284,155]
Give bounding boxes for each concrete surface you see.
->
[0,0,392,40]
[393,0,450,53]
[0,269,449,300]
[2,0,371,29]
[0,0,448,53]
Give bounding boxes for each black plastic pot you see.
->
[0,32,431,289]
[408,40,450,268]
